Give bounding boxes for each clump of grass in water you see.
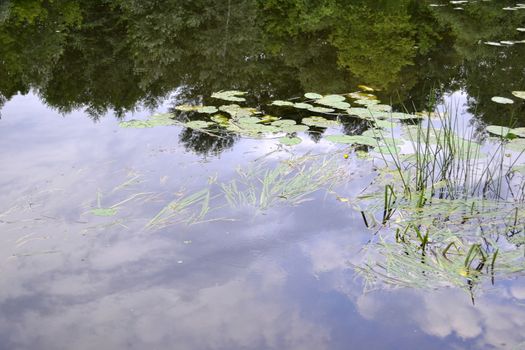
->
[356,98,525,299]
[146,154,347,229]
[221,154,345,211]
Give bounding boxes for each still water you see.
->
[1,1,525,349]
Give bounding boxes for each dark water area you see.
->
[1,1,525,349]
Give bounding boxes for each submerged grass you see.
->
[221,154,345,211]
[355,99,525,297]
[146,153,347,230]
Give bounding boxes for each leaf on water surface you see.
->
[280,124,309,133]
[185,121,215,129]
[347,107,371,119]
[119,120,153,128]
[219,104,258,117]
[486,125,513,137]
[197,106,219,114]
[491,96,514,104]
[510,127,525,138]
[484,41,503,46]
[301,116,339,127]
[358,85,375,92]
[272,119,296,127]
[211,114,230,126]
[279,136,302,146]
[316,99,351,109]
[293,102,314,109]
[512,91,525,99]
[119,114,177,128]
[373,119,397,129]
[348,92,378,100]
[236,116,261,124]
[316,94,345,103]
[368,104,392,113]
[372,145,402,154]
[211,90,247,102]
[90,208,118,217]
[304,92,323,99]
[272,100,295,107]
[307,106,335,114]
[259,115,279,123]
[506,138,525,152]
[175,104,200,112]
[325,135,378,146]
[354,99,380,106]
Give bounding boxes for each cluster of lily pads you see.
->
[119,87,425,149]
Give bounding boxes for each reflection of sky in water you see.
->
[0,94,524,350]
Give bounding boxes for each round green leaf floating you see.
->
[279,136,302,146]
[211,114,230,126]
[272,100,295,107]
[236,116,261,124]
[293,102,314,109]
[491,96,514,104]
[211,90,247,102]
[90,208,118,217]
[272,119,296,127]
[280,125,309,133]
[119,120,153,128]
[185,121,215,129]
[304,93,323,99]
[197,106,219,114]
[486,125,513,137]
[324,135,377,146]
[354,99,380,106]
[301,116,339,127]
[260,115,279,123]
[307,106,335,114]
[175,104,200,112]
[512,91,525,100]
[506,138,525,152]
[511,127,525,138]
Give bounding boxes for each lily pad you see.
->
[307,106,335,114]
[272,100,295,107]
[506,138,525,152]
[491,96,514,104]
[90,208,118,217]
[279,136,302,146]
[272,119,296,127]
[325,135,378,146]
[236,116,262,124]
[512,91,525,100]
[175,104,200,112]
[280,125,309,133]
[486,125,513,137]
[373,119,397,129]
[304,93,323,100]
[211,114,230,126]
[211,90,247,102]
[197,106,219,114]
[511,127,525,138]
[260,115,279,123]
[358,85,375,92]
[186,121,215,129]
[119,120,153,128]
[368,104,392,113]
[301,116,339,127]
[293,102,314,109]
[347,107,371,119]
[219,104,257,117]
[354,99,380,106]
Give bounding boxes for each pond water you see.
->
[1,1,525,349]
